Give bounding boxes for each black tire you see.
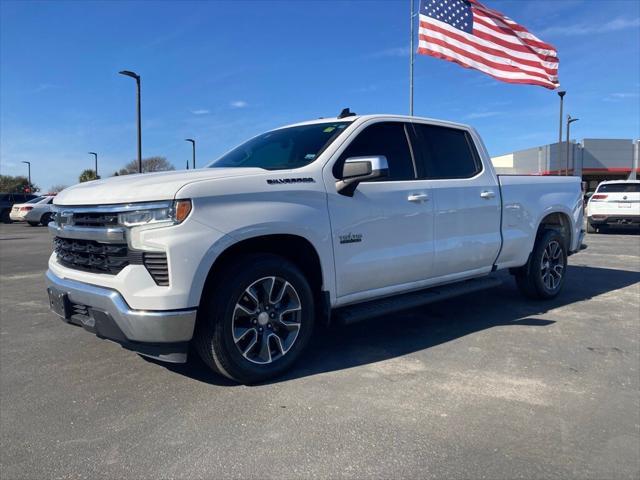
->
[515,229,568,300]
[40,212,53,226]
[194,254,315,384]
[27,221,39,227]
[586,221,596,234]
[0,209,10,224]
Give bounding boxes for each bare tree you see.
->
[49,184,69,193]
[118,157,175,175]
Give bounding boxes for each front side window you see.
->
[412,124,481,179]
[335,122,415,181]
[597,183,640,193]
[209,121,352,170]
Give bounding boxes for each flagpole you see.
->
[409,0,415,116]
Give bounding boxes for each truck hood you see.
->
[54,168,265,206]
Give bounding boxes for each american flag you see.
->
[417,0,559,89]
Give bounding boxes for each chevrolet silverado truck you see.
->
[46,113,585,383]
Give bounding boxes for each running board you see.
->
[333,276,502,325]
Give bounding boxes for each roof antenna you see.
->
[337,107,356,119]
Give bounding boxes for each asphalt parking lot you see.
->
[1,222,639,479]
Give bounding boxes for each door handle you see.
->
[408,193,430,203]
[480,190,496,199]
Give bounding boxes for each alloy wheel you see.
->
[540,240,564,291]
[231,276,302,364]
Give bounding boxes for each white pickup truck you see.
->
[46,113,585,383]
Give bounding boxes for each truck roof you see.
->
[280,114,473,132]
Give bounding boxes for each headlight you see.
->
[117,199,192,227]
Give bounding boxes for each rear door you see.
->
[410,122,501,278]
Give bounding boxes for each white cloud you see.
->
[604,92,640,102]
[540,17,640,36]
[32,83,59,93]
[368,47,410,58]
[190,109,210,115]
[464,111,502,120]
[230,100,248,108]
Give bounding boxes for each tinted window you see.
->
[412,124,480,179]
[336,122,415,181]
[26,196,46,204]
[210,121,352,170]
[598,183,640,193]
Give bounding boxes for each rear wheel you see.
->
[194,254,315,384]
[515,229,567,300]
[586,221,596,234]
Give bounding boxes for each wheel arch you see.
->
[535,210,573,252]
[195,233,328,318]
[509,210,573,278]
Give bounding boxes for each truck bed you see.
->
[495,174,584,270]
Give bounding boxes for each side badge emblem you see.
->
[339,233,363,244]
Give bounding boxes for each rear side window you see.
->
[597,183,640,193]
[411,124,481,179]
[336,122,415,181]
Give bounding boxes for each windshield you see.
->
[597,183,640,193]
[209,121,353,170]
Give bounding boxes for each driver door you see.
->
[325,121,435,303]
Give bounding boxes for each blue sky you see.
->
[1,0,639,191]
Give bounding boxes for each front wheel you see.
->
[27,221,39,227]
[515,229,567,300]
[40,212,53,226]
[194,254,315,384]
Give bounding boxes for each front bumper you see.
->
[45,269,197,363]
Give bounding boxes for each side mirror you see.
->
[336,156,389,196]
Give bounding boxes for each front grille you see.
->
[143,252,169,286]
[54,237,130,274]
[72,212,119,227]
[53,236,170,286]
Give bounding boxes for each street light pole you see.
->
[88,152,98,179]
[557,91,566,176]
[185,138,196,169]
[119,70,142,173]
[21,161,31,190]
[566,115,579,176]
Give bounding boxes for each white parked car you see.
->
[46,113,585,383]
[10,195,54,224]
[586,180,640,233]
[24,195,56,226]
